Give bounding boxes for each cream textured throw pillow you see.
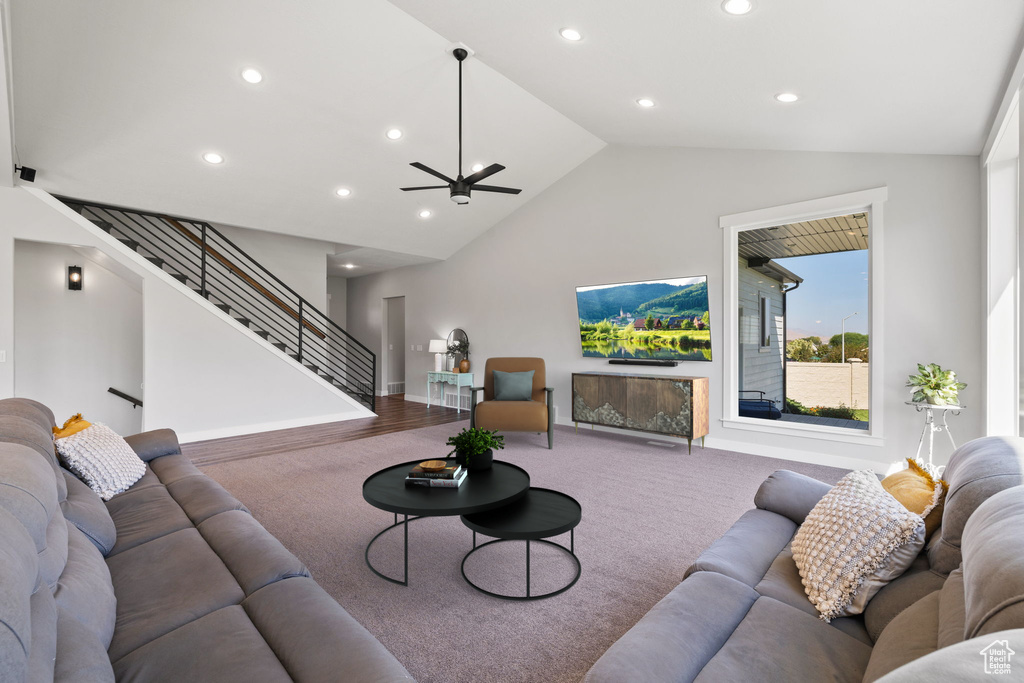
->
[55,423,146,501]
[792,469,926,622]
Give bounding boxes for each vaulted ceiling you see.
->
[8,1,1024,270]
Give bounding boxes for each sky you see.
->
[776,250,868,341]
[576,275,705,293]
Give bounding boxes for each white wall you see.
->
[0,187,372,440]
[14,240,143,435]
[346,144,983,470]
[327,276,347,328]
[386,296,405,388]
[213,223,332,311]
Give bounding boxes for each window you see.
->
[759,295,770,348]
[720,187,886,444]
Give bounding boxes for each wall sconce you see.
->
[14,165,36,182]
[68,266,83,291]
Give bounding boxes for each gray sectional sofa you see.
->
[0,398,413,682]
[585,436,1024,682]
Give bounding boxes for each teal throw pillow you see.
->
[493,370,534,401]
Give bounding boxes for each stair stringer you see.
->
[23,187,376,439]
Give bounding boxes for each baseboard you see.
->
[553,416,885,471]
[178,411,365,443]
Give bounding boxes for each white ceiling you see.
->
[8,1,1024,273]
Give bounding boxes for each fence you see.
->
[787,361,869,409]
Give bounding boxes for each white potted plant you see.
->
[906,363,966,406]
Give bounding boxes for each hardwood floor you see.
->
[183,395,469,467]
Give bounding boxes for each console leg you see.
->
[687,438,692,454]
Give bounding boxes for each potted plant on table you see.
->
[446,427,504,472]
[906,363,967,406]
[447,339,470,373]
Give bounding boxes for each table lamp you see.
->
[428,339,447,372]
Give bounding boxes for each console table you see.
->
[427,371,474,412]
[572,372,709,452]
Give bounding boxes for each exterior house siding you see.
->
[738,258,785,404]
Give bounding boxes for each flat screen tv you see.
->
[575,275,711,362]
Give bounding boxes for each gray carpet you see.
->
[195,423,849,683]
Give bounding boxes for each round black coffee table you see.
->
[460,487,582,600]
[362,460,529,586]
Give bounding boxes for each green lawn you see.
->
[853,409,869,422]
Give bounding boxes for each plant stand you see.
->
[906,401,964,474]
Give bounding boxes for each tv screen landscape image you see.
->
[576,276,712,362]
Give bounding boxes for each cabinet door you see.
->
[626,378,692,437]
[573,374,628,426]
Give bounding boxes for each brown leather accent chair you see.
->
[470,358,554,449]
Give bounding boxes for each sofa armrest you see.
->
[469,387,484,428]
[753,470,832,525]
[123,428,181,462]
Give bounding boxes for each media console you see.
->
[571,372,709,453]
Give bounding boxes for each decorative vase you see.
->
[459,358,470,373]
[459,448,492,472]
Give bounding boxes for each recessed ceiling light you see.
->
[335,188,352,198]
[241,68,263,84]
[418,209,432,219]
[775,92,800,103]
[636,98,655,108]
[344,264,356,269]
[559,28,583,41]
[721,0,753,15]
[202,152,224,164]
[471,163,484,172]
[386,128,403,140]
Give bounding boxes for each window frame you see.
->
[720,187,887,445]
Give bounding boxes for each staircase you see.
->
[57,197,376,411]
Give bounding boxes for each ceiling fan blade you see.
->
[472,184,522,195]
[410,162,456,184]
[464,163,505,185]
[400,185,449,191]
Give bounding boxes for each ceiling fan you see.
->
[400,47,521,205]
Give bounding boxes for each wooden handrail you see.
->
[162,217,326,340]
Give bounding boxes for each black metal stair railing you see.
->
[57,196,376,412]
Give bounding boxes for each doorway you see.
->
[382,296,406,396]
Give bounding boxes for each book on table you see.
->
[407,463,463,479]
[404,469,468,488]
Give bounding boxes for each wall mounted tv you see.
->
[575,276,712,362]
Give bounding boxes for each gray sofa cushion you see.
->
[54,523,117,649]
[0,397,56,434]
[123,428,180,462]
[753,544,872,645]
[961,485,1024,639]
[684,508,796,585]
[875,629,1024,682]
[197,510,309,595]
[55,608,116,683]
[862,555,945,642]
[928,436,1024,575]
[694,594,872,683]
[104,484,194,556]
[29,576,58,683]
[937,567,966,649]
[754,469,832,524]
[106,528,246,662]
[241,577,415,681]
[863,591,941,683]
[0,414,58,467]
[0,506,42,681]
[585,571,761,683]
[60,468,116,555]
[0,442,68,591]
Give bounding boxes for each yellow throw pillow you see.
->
[53,413,92,439]
[881,458,947,539]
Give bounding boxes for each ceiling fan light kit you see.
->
[400,46,522,205]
